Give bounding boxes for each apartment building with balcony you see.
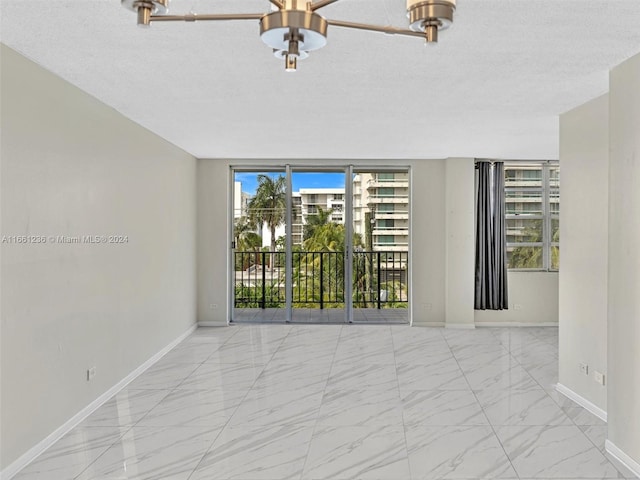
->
[504,163,560,269]
[353,172,409,252]
[233,181,251,219]
[239,187,345,248]
[299,188,345,224]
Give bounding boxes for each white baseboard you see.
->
[555,383,608,422]
[445,323,476,329]
[411,321,445,327]
[411,322,558,329]
[605,440,640,478]
[1,323,197,480]
[198,321,229,327]
[476,322,559,327]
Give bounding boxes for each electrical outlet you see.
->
[422,303,432,310]
[594,371,605,386]
[87,366,97,381]
[579,363,589,375]
[209,303,218,310]
[514,304,523,311]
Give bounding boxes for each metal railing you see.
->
[234,250,408,309]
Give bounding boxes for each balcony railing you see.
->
[375,212,409,220]
[367,179,409,188]
[372,227,409,235]
[368,196,409,204]
[234,250,408,309]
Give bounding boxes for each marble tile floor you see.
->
[14,325,638,480]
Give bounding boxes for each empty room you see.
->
[1,1,640,479]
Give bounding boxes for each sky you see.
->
[235,172,346,196]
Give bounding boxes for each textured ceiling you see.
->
[2,0,640,159]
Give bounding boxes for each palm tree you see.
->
[233,216,256,249]
[233,216,261,270]
[509,219,543,268]
[303,223,340,252]
[303,206,332,241]
[247,174,286,267]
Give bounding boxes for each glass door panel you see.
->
[351,170,409,324]
[232,170,288,323]
[290,170,348,324]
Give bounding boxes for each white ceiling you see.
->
[2,0,640,160]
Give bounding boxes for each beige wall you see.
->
[196,159,450,325]
[558,94,609,411]
[475,272,559,325]
[197,160,231,325]
[445,158,475,326]
[608,52,640,467]
[1,45,197,470]
[411,159,447,325]
[197,158,557,328]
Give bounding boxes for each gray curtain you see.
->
[475,161,508,310]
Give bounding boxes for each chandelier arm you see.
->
[326,19,426,38]
[310,0,341,11]
[149,13,265,22]
[268,0,285,9]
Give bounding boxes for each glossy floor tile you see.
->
[13,426,128,480]
[189,423,315,480]
[75,425,221,480]
[496,425,625,478]
[405,425,518,479]
[13,325,638,480]
[302,425,410,479]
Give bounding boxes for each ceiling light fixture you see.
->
[121,0,456,71]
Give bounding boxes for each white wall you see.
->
[558,94,609,411]
[197,158,557,327]
[607,52,640,468]
[410,159,447,325]
[475,272,559,325]
[0,45,197,470]
[197,160,230,325]
[445,158,475,327]
[197,159,449,325]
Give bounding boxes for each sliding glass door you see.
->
[230,166,409,324]
[351,170,409,324]
[232,169,288,323]
[289,168,349,323]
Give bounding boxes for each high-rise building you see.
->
[238,179,409,250]
[233,181,251,219]
[504,163,560,269]
[299,188,345,224]
[353,173,409,252]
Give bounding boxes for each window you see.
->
[377,173,395,182]
[377,204,394,213]
[505,162,559,270]
[377,219,394,229]
[377,187,394,197]
[376,235,395,244]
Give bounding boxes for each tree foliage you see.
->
[234,216,259,250]
[508,219,559,269]
[235,187,403,310]
[303,206,332,241]
[247,174,286,265]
